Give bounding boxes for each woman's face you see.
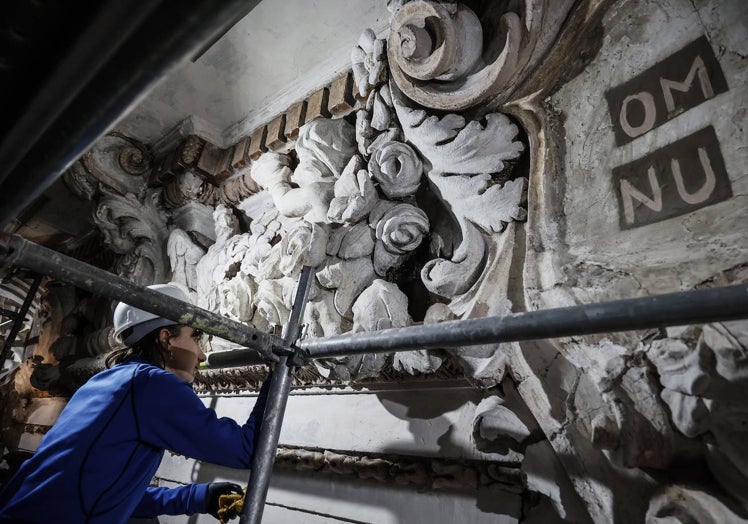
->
[161,326,206,383]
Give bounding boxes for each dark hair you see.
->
[105,324,182,369]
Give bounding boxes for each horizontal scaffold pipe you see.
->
[0,233,278,356]
[296,284,748,359]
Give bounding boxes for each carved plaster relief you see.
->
[647,320,748,507]
[161,2,529,386]
[387,0,575,110]
[79,133,151,196]
[92,189,169,286]
[646,485,748,524]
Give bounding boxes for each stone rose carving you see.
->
[369,201,429,276]
[368,141,423,199]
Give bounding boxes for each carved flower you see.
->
[278,221,329,277]
[327,156,379,224]
[372,202,429,254]
[370,201,429,276]
[351,28,387,98]
[368,141,423,199]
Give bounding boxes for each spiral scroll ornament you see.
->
[387,0,574,111]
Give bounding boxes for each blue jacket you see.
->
[0,359,271,523]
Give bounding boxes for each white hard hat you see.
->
[113,283,192,346]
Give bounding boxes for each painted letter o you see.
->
[619,92,656,138]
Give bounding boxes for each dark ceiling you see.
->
[0,0,261,243]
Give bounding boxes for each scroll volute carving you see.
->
[387,0,575,111]
[63,132,151,202]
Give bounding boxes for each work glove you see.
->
[206,482,244,520]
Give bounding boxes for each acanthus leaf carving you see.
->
[392,81,525,175]
[92,188,169,286]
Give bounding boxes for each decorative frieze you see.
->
[12,2,745,523]
[328,71,356,116]
[153,134,233,187]
[265,114,287,151]
[274,446,523,494]
[284,100,308,141]
[193,356,465,393]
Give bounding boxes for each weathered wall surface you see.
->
[513,0,748,520]
[548,0,747,298]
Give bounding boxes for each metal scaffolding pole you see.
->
[201,284,748,367]
[0,233,279,357]
[0,274,43,372]
[241,265,315,524]
[296,283,748,358]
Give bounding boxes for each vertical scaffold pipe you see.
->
[242,265,315,524]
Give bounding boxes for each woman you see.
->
[0,284,272,523]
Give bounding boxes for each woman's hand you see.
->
[206,482,244,520]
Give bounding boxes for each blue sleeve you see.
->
[134,367,273,469]
[131,484,209,517]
